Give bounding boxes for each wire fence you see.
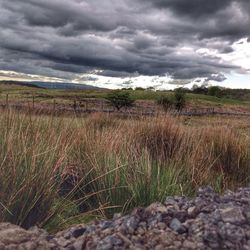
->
[1,93,250,118]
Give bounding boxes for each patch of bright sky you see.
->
[222,38,250,71]
[217,38,250,89]
[0,70,66,83]
[82,74,176,90]
[219,73,250,89]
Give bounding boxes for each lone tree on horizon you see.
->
[106,90,135,111]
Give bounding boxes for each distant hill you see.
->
[0,80,44,89]
[0,80,102,90]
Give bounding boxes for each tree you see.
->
[147,86,155,91]
[135,87,145,91]
[208,86,223,97]
[192,84,208,95]
[106,91,135,111]
[174,88,186,111]
[121,87,133,90]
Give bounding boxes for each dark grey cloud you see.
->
[206,73,227,82]
[0,0,249,85]
[220,46,235,54]
[145,0,233,17]
[96,70,139,78]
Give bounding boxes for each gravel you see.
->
[1,186,250,249]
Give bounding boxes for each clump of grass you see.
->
[199,127,250,187]
[129,116,184,162]
[0,109,250,232]
[0,111,73,228]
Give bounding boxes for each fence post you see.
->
[32,96,35,109]
[6,94,9,108]
[53,99,56,113]
[101,100,104,111]
[85,100,88,112]
[73,100,77,112]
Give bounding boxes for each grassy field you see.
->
[0,106,250,232]
[1,83,250,232]
[1,83,250,112]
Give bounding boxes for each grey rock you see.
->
[124,216,139,234]
[187,206,196,216]
[146,203,168,214]
[1,186,250,249]
[72,240,84,250]
[169,218,186,234]
[0,223,34,245]
[71,227,86,238]
[220,207,245,224]
[56,237,71,247]
[96,235,123,250]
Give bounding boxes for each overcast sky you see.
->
[0,0,250,89]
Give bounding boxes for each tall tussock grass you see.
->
[0,110,250,231]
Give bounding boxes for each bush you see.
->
[157,95,174,112]
[106,91,135,111]
[192,84,208,95]
[135,87,145,91]
[157,89,186,112]
[208,86,223,97]
[174,88,186,111]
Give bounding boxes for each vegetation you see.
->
[0,109,250,232]
[157,88,186,112]
[105,91,135,111]
[174,88,186,111]
[1,82,250,110]
[157,95,173,111]
[208,86,223,97]
[1,83,250,232]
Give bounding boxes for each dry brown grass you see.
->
[0,110,249,231]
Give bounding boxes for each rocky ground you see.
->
[1,186,250,249]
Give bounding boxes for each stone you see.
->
[169,218,186,234]
[182,240,198,249]
[1,187,250,249]
[187,206,197,216]
[113,213,122,219]
[0,223,34,245]
[220,207,245,224]
[158,222,166,230]
[96,235,123,250]
[56,237,71,247]
[124,216,139,234]
[73,239,84,250]
[71,227,86,238]
[246,230,250,239]
[146,203,168,214]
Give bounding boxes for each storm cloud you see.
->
[0,0,250,86]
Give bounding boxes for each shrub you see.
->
[135,87,145,91]
[174,88,186,111]
[191,84,208,95]
[106,91,135,111]
[208,86,223,97]
[157,95,174,112]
